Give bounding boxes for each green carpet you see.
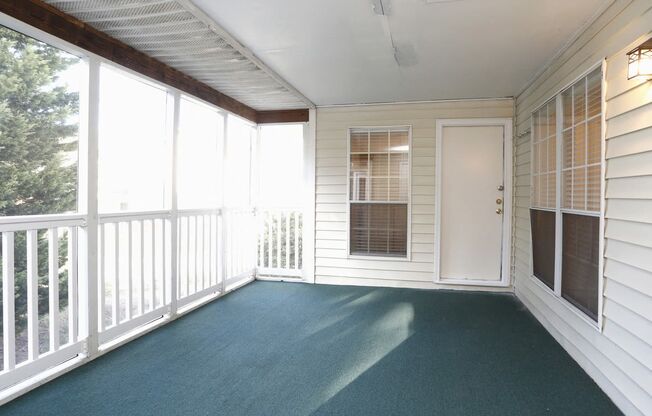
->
[1,282,621,415]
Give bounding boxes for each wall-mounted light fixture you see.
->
[627,38,652,80]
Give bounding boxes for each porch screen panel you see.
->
[349,128,409,257]
[560,68,602,321]
[177,96,223,209]
[530,99,556,287]
[98,65,169,212]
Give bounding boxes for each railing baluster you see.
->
[49,227,60,351]
[276,212,281,269]
[113,223,119,326]
[127,221,133,321]
[68,227,78,343]
[194,216,199,293]
[140,220,145,316]
[186,216,190,296]
[294,212,299,270]
[99,224,106,332]
[26,230,39,359]
[208,215,213,287]
[267,212,272,269]
[151,219,156,309]
[285,211,290,269]
[162,219,167,305]
[198,216,204,291]
[2,232,16,370]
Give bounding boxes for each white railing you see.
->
[177,209,222,310]
[0,214,85,391]
[257,209,303,278]
[97,211,171,344]
[223,208,257,290]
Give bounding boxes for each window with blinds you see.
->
[349,127,410,257]
[530,66,603,322]
[531,99,557,287]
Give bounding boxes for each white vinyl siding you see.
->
[315,99,513,290]
[513,1,652,415]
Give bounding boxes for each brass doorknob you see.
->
[496,208,503,214]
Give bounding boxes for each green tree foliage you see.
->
[0,26,79,335]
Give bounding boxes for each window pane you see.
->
[350,203,407,257]
[177,97,223,209]
[98,65,169,212]
[573,80,586,124]
[530,209,556,290]
[350,131,368,152]
[587,68,602,119]
[370,131,389,152]
[258,124,304,207]
[0,25,82,217]
[562,213,599,321]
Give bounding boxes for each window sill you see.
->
[528,274,601,332]
[348,254,411,262]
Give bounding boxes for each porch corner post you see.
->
[169,90,181,318]
[302,108,317,284]
[79,56,101,357]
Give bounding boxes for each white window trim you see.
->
[434,118,513,288]
[528,60,607,332]
[346,126,412,262]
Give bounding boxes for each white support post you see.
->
[168,90,179,317]
[220,115,229,292]
[78,56,100,357]
[302,109,317,283]
[68,227,79,343]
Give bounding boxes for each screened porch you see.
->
[1,1,651,416]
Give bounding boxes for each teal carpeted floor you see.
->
[1,282,621,415]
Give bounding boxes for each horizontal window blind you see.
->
[562,213,599,320]
[530,209,556,289]
[349,128,409,257]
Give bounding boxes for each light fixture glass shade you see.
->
[627,39,652,79]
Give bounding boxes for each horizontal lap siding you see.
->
[315,100,513,290]
[513,1,652,415]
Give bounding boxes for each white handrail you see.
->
[99,210,171,223]
[0,214,86,232]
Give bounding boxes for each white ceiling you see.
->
[192,0,610,106]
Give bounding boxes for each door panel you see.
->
[439,125,505,283]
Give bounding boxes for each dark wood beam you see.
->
[257,109,309,124]
[0,0,262,122]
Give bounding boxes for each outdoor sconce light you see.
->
[627,38,652,80]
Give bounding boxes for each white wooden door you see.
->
[435,120,511,286]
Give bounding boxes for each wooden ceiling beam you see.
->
[0,0,310,124]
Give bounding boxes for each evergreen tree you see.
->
[0,26,79,336]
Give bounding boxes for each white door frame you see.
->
[434,118,513,287]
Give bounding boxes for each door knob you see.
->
[496,198,503,204]
[496,208,503,214]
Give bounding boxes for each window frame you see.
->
[529,60,607,331]
[346,126,412,261]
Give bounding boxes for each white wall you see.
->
[512,1,652,415]
[314,99,513,290]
